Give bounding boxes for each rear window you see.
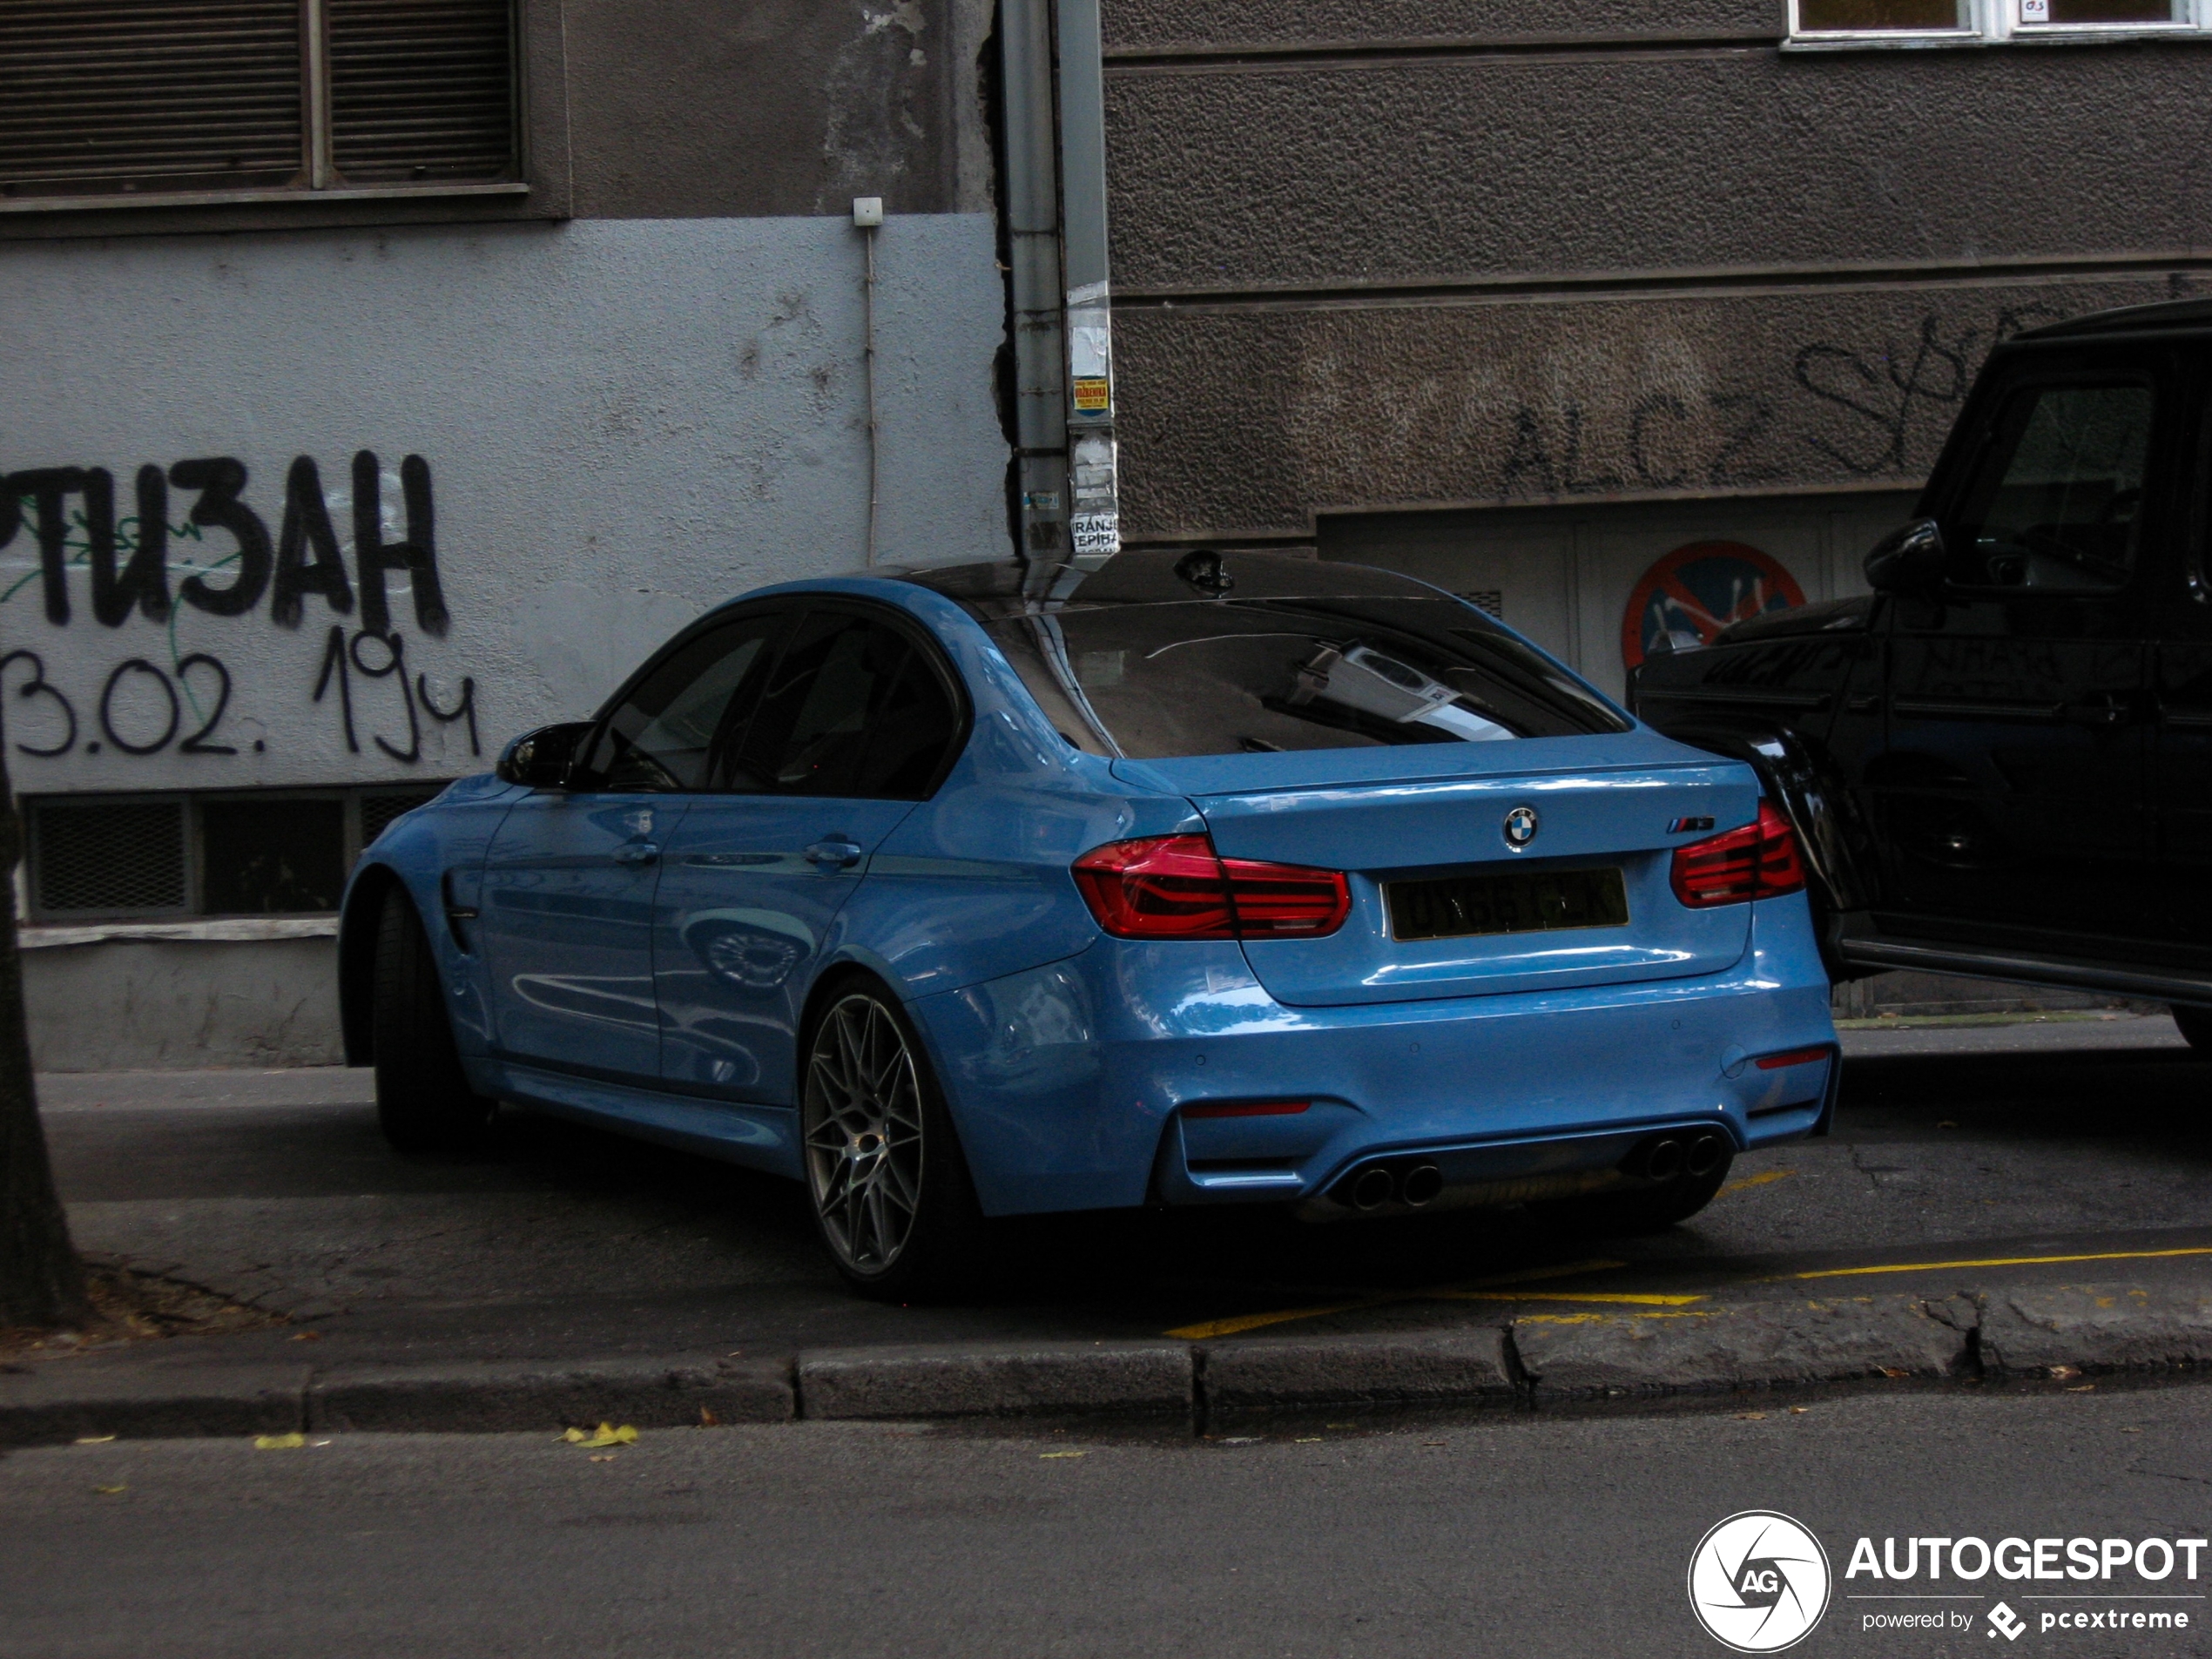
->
[979,595,1629,760]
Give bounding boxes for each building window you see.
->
[0,0,516,210]
[23,786,448,922]
[1790,0,2209,41]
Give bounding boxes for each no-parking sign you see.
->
[1621,541,1805,671]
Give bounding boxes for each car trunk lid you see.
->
[1116,738,1758,1007]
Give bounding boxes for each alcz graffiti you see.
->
[0,452,477,766]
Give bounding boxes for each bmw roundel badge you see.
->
[1503,806,1540,848]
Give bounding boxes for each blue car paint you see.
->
[339,568,1838,1220]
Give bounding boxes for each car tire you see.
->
[799,977,986,1300]
[372,887,495,1154]
[1549,1151,1735,1237]
[2171,1004,2212,1054]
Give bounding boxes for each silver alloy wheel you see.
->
[801,992,926,1275]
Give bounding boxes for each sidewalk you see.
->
[8,1014,2211,1444]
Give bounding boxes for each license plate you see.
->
[1386,867,1630,941]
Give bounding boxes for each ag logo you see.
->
[1502,805,1540,848]
[1688,1511,1831,1653]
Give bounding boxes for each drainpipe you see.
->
[998,0,1069,572]
[1053,0,1117,567]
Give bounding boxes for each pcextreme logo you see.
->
[1689,1511,1834,1653]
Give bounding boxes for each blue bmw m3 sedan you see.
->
[337,551,1838,1297]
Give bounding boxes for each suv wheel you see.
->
[2172,1004,2212,1054]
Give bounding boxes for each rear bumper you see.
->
[907,894,1837,1217]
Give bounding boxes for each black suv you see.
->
[1631,295,2212,1048]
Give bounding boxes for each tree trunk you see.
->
[0,728,84,1328]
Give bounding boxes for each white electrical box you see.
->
[851,197,884,228]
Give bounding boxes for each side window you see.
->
[583,614,781,792]
[725,610,961,799]
[1946,381,2155,592]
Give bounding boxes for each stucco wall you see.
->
[0,212,1008,796]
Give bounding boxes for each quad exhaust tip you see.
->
[1349,1165,1397,1211]
[1627,1130,1731,1184]
[1401,1163,1444,1207]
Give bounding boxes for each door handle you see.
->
[806,838,865,870]
[2063,693,2135,727]
[612,842,660,867]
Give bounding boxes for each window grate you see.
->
[330,0,516,185]
[30,800,188,914]
[0,1,306,199]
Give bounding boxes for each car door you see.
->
[1870,352,2174,948]
[2153,350,2212,954]
[476,612,784,1080]
[654,603,967,1104]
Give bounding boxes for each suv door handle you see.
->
[806,838,865,869]
[2064,693,2135,727]
[612,842,660,867]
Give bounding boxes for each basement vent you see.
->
[30,799,189,916]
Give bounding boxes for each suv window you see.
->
[1947,381,2155,591]
[724,610,961,798]
[584,614,782,792]
[979,595,1629,760]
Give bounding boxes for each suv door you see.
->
[476,610,785,1080]
[2152,351,2212,954]
[653,603,967,1106]
[1870,352,2175,950]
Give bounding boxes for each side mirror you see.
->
[496,721,594,789]
[1864,518,1947,596]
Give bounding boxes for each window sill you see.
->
[20,918,340,949]
[0,180,529,217]
[1785,26,2207,47]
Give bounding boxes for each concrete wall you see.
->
[0,213,1008,795]
[1098,10,2212,543]
[21,934,343,1071]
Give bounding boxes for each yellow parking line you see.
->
[1163,1258,1630,1340]
[1723,1170,1795,1195]
[1432,1290,1705,1307]
[1789,1245,2212,1282]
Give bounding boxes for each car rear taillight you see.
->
[1669,801,1807,909]
[1072,834,1351,941]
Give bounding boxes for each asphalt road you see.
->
[32,1012,2212,1366]
[4,1382,2209,1658]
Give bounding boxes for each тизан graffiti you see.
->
[0,451,477,766]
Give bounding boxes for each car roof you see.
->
[2013,295,2212,342]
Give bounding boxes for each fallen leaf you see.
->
[92,1485,126,1496]
[1294,1436,1323,1443]
[253,1433,307,1450]
[1325,1422,1355,1429]
[564,1423,638,1448]
[1737,1413,1768,1421]
[1789,1407,1808,1415]
[289,1331,322,1342]
[2067,1384,2096,1393]
[2049,1366,2081,1381]
[589,1453,618,1463]
[1421,1440,1447,1447]
[1039,1450,1086,1460]
[1878,1367,1910,1379]
[74,1434,115,1445]
[698,1407,720,1427]
[2122,1426,2141,1434]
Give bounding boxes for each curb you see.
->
[5,1281,2212,1448]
